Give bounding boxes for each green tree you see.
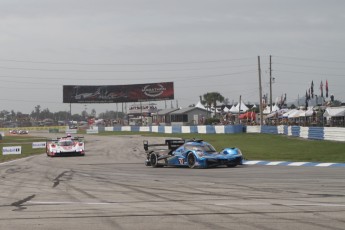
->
[201,92,225,110]
[91,109,97,118]
[331,100,342,107]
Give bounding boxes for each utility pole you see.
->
[258,56,263,126]
[269,55,273,112]
[238,95,242,124]
[69,103,72,121]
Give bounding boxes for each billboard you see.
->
[63,82,174,103]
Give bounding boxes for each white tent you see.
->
[282,109,298,118]
[230,101,249,114]
[195,101,206,110]
[323,107,345,117]
[263,104,280,115]
[301,107,314,117]
[229,105,238,113]
[223,106,230,112]
[266,108,289,119]
[288,110,305,118]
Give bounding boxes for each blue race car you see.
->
[144,139,243,168]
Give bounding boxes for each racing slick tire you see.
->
[187,153,196,169]
[226,164,237,168]
[149,153,159,168]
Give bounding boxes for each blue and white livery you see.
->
[144,139,243,168]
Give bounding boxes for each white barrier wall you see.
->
[181,126,191,133]
[101,125,345,142]
[300,127,309,139]
[139,126,150,132]
[324,127,345,142]
[151,126,159,133]
[215,125,225,134]
[246,126,260,133]
[278,125,285,134]
[165,126,172,134]
[197,126,207,134]
[121,126,131,131]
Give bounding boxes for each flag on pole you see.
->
[326,80,329,98]
[320,81,323,98]
[311,81,314,98]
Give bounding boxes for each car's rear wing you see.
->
[143,139,185,152]
[47,136,84,142]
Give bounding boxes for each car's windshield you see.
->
[59,140,73,146]
[185,144,217,153]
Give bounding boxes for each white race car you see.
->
[46,136,85,157]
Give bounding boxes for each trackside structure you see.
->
[96,125,345,142]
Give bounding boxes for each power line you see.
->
[0,64,256,73]
[273,55,345,64]
[274,70,344,77]
[0,57,256,66]
[0,69,256,82]
[274,62,345,70]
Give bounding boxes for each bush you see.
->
[204,118,220,125]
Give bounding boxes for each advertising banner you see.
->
[2,146,22,155]
[32,142,47,149]
[63,82,174,103]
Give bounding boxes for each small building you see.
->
[127,103,158,125]
[170,107,212,126]
[152,108,180,125]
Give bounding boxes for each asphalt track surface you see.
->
[0,132,344,230]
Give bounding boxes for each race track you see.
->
[0,133,344,230]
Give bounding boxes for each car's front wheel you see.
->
[187,153,196,168]
[150,153,159,168]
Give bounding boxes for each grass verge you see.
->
[1,132,344,163]
[0,136,47,163]
[98,131,345,163]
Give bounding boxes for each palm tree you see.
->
[201,92,225,116]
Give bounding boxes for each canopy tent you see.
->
[223,106,230,112]
[266,108,289,119]
[282,109,298,118]
[229,105,237,113]
[262,104,280,115]
[288,110,305,118]
[195,101,206,110]
[239,111,256,120]
[230,101,249,114]
[323,107,345,117]
[305,107,314,116]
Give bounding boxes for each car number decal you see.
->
[179,158,184,164]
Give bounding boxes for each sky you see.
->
[1,0,345,115]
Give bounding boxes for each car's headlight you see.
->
[237,149,242,156]
[196,151,204,157]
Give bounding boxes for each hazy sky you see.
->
[1,0,344,115]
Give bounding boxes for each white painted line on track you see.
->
[288,203,345,207]
[243,161,262,165]
[266,161,285,165]
[214,201,345,207]
[28,201,115,205]
[288,162,309,166]
[315,163,335,167]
